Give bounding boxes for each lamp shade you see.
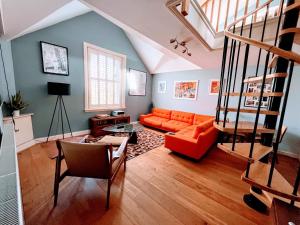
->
[47,82,70,96]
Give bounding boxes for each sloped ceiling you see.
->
[13,1,91,39]
[125,31,200,74]
[1,0,73,39]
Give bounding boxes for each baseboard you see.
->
[35,129,91,143]
[278,150,299,159]
[17,140,36,153]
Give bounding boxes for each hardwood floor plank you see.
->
[17,137,296,225]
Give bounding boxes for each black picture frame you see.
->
[128,68,147,96]
[40,41,69,76]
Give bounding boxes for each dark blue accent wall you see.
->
[11,12,152,138]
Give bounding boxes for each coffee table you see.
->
[102,122,144,144]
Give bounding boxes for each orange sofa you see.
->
[140,108,218,160]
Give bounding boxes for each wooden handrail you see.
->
[225,0,300,64]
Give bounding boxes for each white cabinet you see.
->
[3,114,34,152]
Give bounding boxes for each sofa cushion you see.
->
[193,114,214,125]
[161,120,190,132]
[176,125,196,138]
[192,119,214,139]
[144,116,169,127]
[170,110,195,124]
[152,108,171,119]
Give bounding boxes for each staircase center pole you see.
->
[262,0,299,146]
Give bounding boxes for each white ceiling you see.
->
[13,1,91,39]
[0,0,203,74]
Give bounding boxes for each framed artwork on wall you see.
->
[40,41,69,76]
[244,79,272,108]
[174,80,198,100]
[158,81,167,93]
[209,79,220,95]
[128,69,147,96]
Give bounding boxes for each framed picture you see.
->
[158,81,167,93]
[244,79,272,108]
[209,79,220,95]
[128,69,147,96]
[174,80,198,100]
[40,41,69,75]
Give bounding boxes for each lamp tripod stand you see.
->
[46,95,72,142]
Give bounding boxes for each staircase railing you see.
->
[216,0,300,207]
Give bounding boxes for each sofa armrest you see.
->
[139,113,153,122]
[196,126,218,147]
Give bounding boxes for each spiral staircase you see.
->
[168,0,300,216]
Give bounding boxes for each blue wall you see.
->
[11,12,152,138]
[152,68,300,156]
[0,40,16,109]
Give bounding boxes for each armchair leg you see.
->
[106,180,111,210]
[124,157,127,171]
[54,157,61,207]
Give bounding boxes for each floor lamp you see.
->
[46,82,72,142]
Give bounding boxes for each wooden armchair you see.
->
[54,137,128,209]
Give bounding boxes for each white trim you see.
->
[278,150,299,159]
[83,42,126,112]
[17,140,36,152]
[35,129,90,143]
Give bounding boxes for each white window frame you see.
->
[84,42,126,112]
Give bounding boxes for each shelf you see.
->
[217,143,272,163]
[242,161,300,202]
[214,121,275,134]
[283,2,300,14]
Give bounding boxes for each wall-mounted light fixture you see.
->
[170,38,192,56]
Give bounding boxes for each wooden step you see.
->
[268,56,279,69]
[219,107,279,115]
[279,28,300,45]
[244,73,287,83]
[241,161,300,202]
[250,188,300,208]
[217,143,273,163]
[283,2,300,14]
[223,92,283,97]
[213,121,275,134]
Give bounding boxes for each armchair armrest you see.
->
[112,137,129,159]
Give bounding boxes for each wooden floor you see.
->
[17,138,298,225]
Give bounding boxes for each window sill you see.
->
[85,107,126,112]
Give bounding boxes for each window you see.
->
[84,42,126,111]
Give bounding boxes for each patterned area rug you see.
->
[118,129,164,160]
[47,129,165,161]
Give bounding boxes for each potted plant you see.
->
[5,91,28,117]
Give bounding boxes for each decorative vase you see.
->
[13,110,20,117]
